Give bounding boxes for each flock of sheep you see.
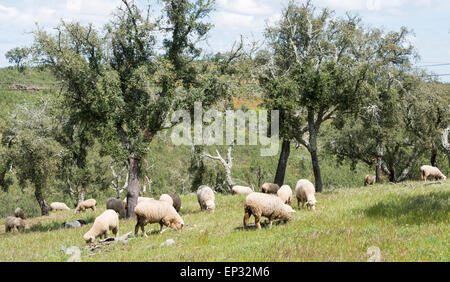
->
[3,164,447,245]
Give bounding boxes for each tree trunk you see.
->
[431,143,438,167]
[35,185,50,216]
[274,139,291,187]
[376,141,383,183]
[126,153,140,219]
[309,148,323,192]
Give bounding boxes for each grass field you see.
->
[0,181,448,262]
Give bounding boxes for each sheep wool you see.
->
[243,192,296,229]
[277,185,293,205]
[261,183,280,194]
[75,199,96,214]
[83,210,119,243]
[123,197,154,210]
[159,194,174,206]
[5,216,29,232]
[14,208,26,219]
[50,202,71,211]
[134,199,184,237]
[232,185,254,195]
[197,185,215,211]
[364,175,376,186]
[420,165,447,182]
[106,198,126,219]
[295,179,317,211]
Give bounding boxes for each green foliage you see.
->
[5,47,31,72]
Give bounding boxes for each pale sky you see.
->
[0,0,449,82]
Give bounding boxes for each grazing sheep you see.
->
[159,194,174,206]
[123,197,154,210]
[61,220,87,229]
[75,199,96,214]
[197,185,215,211]
[364,174,376,186]
[232,185,254,195]
[83,210,119,243]
[50,202,71,212]
[261,182,280,194]
[5,216,30,233]
[243,192,296,230]
[420,165,447,182]
[169,194,181,212]
[277,185,293,205]
[295,179,317,211]
[106,198,126,219]
[134,199,184,237]
[14,208,26,219]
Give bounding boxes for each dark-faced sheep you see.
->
[106,198,126,219]
[169,194,181,212]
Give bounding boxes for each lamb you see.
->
[61,220,87,229]
[134,199,184,237]
[75,199,96,214]
[277,185,293,205]
[197,185,215,211]
[295,179,317,211]
[106,198,126,219]
[169,194,181,212]
[50,202,71,212]
[5,216,30,233]
[243,192,296,230]
[14,208,26,219]
[420,165,447,182]
[261,182,280,194]
[83,210,119,243]
[364,174,376,186]
[232,185,254,195]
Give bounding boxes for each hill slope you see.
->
[0,181,448,262]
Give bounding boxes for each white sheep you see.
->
[420,165,447,182]
[261,182,280,194]
[75,199,96,214]
[50,202,71,211]
[232,185,254,195]
[159,194,174,206]
[5,216,30,232]
[83,210,119,243]
[134,199,184,237]
[197,185,215,211]
[364,174,376,186]
[243,192,296,229]
[295,179,317,211]
[277,185,293,205]
[123,197,154,210]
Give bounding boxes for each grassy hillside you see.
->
[0,181,448,262]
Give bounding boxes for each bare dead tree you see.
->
[202,141,235,191]
[110,163,129,199]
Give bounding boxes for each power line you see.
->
[418,63,450,67]
[430,73,450,77]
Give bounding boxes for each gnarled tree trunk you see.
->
[376,141,383,183]
[35,184,50,216]
[126,153,140,219]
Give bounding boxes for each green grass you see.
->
[0,181,448,262]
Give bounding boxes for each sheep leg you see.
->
[243,207,251,229]
[268,219,273,229]
[141,225,148,237]
[255,215,261,230]
[159,223,168,234]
